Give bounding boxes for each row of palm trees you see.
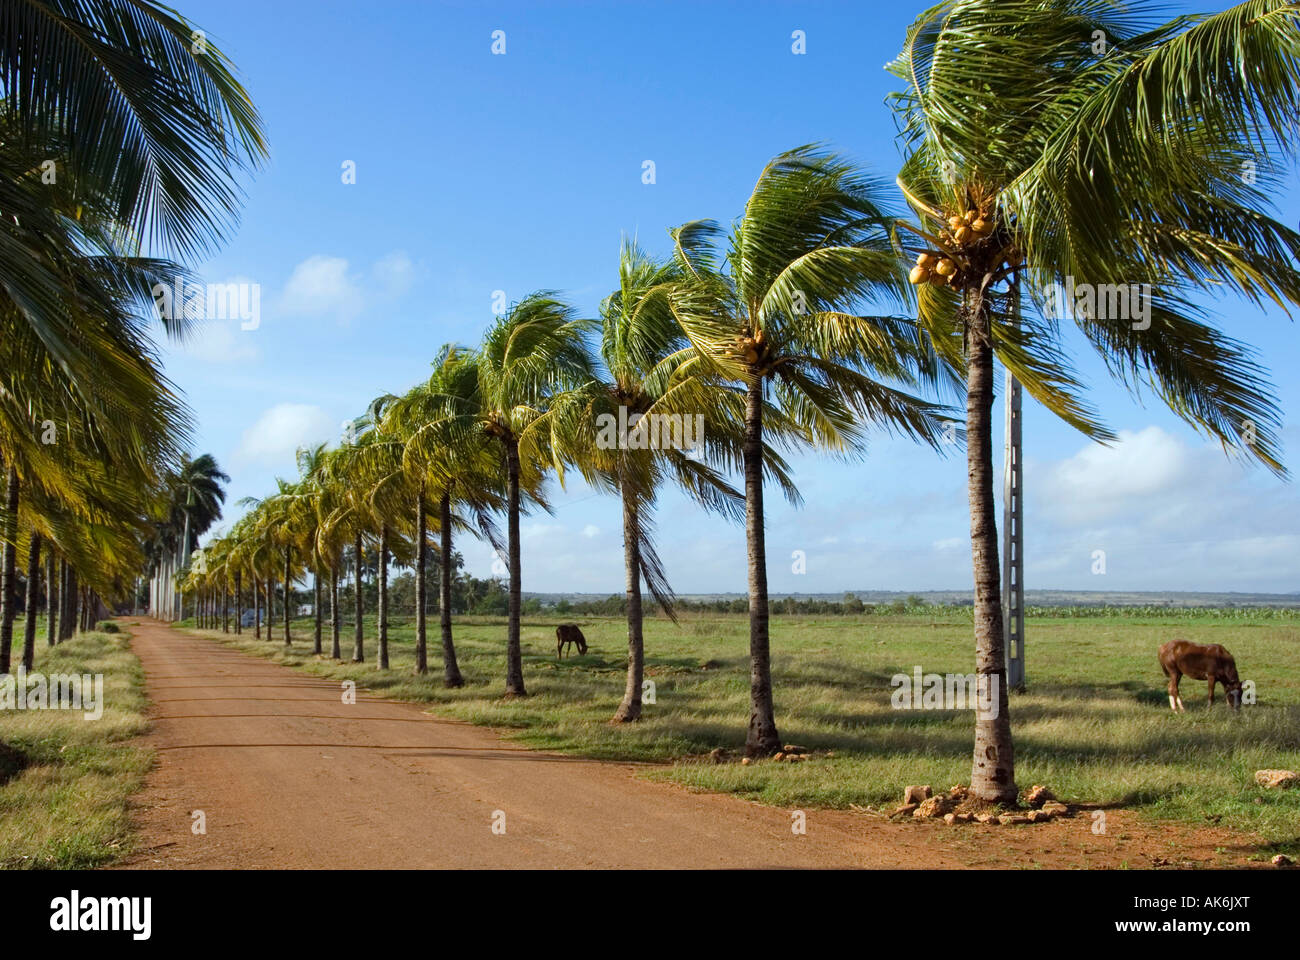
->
[7,0,1299,809]
[0,2,265,669]
[191,0,1300,804]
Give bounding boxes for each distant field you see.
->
[0,623,151,869]
[193,609,1300,858]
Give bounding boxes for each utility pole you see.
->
[1002,368,1025,691]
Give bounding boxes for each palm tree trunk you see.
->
[414,491,427,674]
[503,439,526,696]
[45,550,57,646]
[612,492,643,722]
[377,525,389,669]
[253,577,261,639]
[0,466,20,673]
[177,493,192,622]
[234,571,242,634]
[59,560,74,641]
[265,571,274,640]
[313,567,322,654]
[330,563,341,659]
[439,492,463,688]
[21,533,41,671]
[965,315,1017,802]
[283,547,292,645]
[352,534,364,662]
[743,378,780,756]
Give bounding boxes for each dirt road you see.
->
[118,618,1256,869]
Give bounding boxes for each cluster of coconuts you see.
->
[732,328,767,364]
[908,208,995,286]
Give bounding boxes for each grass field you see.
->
[189,608,1300,858]
[0,622,151,869]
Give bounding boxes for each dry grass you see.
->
[0,623,151,869]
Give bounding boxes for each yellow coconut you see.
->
[954,226,971,243]
[908,265,930,285]
[971,218,991,236]
[917,252,936,267]
[948,215,963,230]
[934,259,956,277]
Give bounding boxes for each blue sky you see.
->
[163,0,1300,595]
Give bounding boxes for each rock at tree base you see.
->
[974,812,998,824]
[782,744,808,755]
[1255,769,1299,789]
[1024,784,1056,807]
[1272,855,1294,867]
[998,814,1031,826]
[708,748,726,764]
[913,795,954,819]
[890,803,919,819]
[903,784,932,805]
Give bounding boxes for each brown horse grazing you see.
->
[556,623,588,659]
[1158,639,1243,712]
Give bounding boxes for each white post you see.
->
[1002,368,1025,690]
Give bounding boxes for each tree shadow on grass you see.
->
[0,742,28,787]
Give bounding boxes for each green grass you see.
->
[0,621,151,869]
[197,609,1300,856]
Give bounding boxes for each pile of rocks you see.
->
[738,744,816,765]
[772,745,810,763]
[889,782,1069,825]
[1255,769,1299,790]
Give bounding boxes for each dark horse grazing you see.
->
[556,623,587,659]
[1158,639,1243,712]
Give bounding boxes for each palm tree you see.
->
[1,2,264,644]
[887,0,1299,800]
[350,396,409,671]
[388,346,507,686]
[169,454,230,617]
[480,298,595,696]
[313,447,351,660]
[425,296,595,696]
[292,444,330,655]
[1,0,267,397]
[669,147,954,755]
[320,431,384,664]
[552,239,748,721]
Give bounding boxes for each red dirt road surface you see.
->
[117,619,1258,869]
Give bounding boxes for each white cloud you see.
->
[276,251,417,326]
[1038,426,1189,524]
[582,524,600,539]
[178,318,259,365]
[372,251,415,298]
[1025,426,1300,590]
[235,403,337,468]
[279,255,364,323]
